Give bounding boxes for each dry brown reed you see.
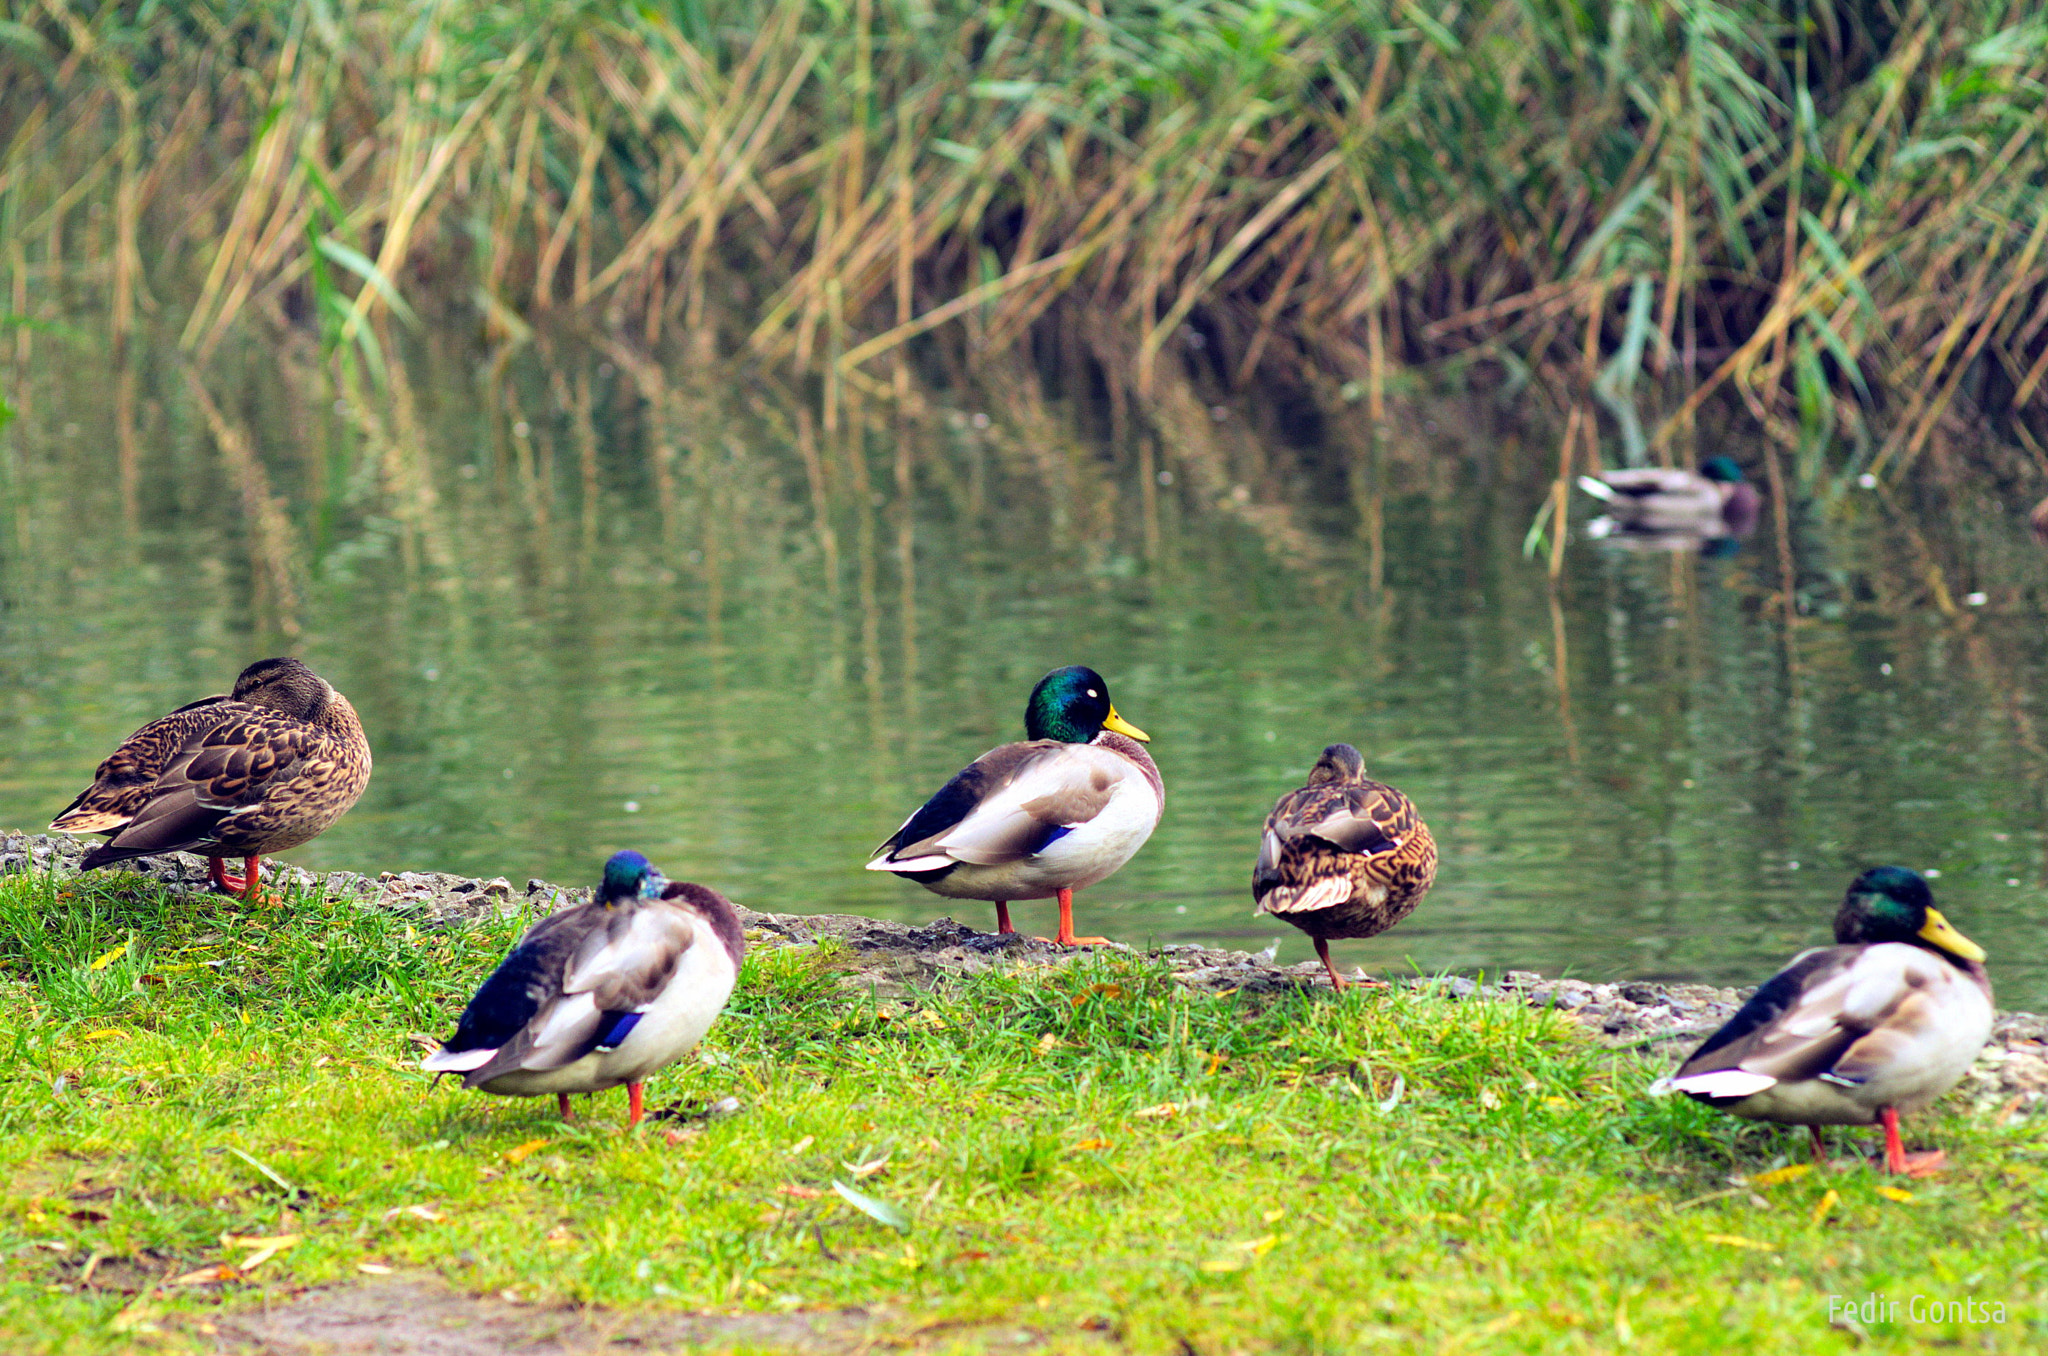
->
[2,0,2045,486]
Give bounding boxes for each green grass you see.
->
[2,866,2044,1352]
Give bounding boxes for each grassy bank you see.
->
[1,866,2044,1352]
[4,1,2046,471]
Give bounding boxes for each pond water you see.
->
[3,331,2044,1007]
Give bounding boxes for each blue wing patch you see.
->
[1025,823,1074,855]
[593,1011,642,1052]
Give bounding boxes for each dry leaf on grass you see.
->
[384,1204,446,1223]
[1703,1233,1775,1251]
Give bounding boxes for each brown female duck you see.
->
[51,657,371,901]
[1254,743,1437,990]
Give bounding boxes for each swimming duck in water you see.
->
[1656,867,1992,1174]
[866,666,1163,947]
[1254,743,1437,991]
[423,851,745,1128]
[1578,456,1762,539]
[53,657,372,902]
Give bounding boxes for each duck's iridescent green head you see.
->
[1699,456,1746,485]
[1834,866,1985,962]
[1024,666,1149,744]
[598,850,667,905]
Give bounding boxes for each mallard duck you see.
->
[52,657,372,902]
[866,665,1162,947]
[1657,867,1992,1173]
[1254,743,1437,991]
[1578,456,1762,538]
[423,851,745,1128]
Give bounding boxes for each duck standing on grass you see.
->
[51,657,372,903]
[423,851,745,1128]
[1654,867,1992,1174]
[1254,743,1437,991]
[866,665,1162,947]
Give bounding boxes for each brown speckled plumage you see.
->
[50,694,234,834]
[54,658,371,895]
[1254,743,1436,989]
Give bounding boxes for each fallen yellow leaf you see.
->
[1034,1033,1060,1055]
[1811,1189,1840,1225]
[221,1233,300,1252]
[87,941,129,972]
[1875,1186,1914,1204]
[357,1263,394,1276]
[81,1029,126,1043]
[1074,1138,1112,1151]
[1751,1164,1813,1188]
[1704,1233,1776,1252]
[169,1264,239,1286]
[385,1204,445,1223]
[503,1139,551,1164]
[1134,1102,1180,1120]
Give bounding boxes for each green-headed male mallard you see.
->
[1254,743,1437,990]
[423,850,745,1128]
[1578,456,1762,538]
[52,657,371,902]
[866,665,1162,947]
[1656,867,1992,1173]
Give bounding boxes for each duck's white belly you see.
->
[481,924,738,1097]
[927,775,1162,901]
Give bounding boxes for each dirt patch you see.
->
[203,1276,877,1354]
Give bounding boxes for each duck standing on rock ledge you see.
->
[1655,867,1992,1174]
[1254,743,1437,991]
[423,851,745,1129]
[50,657,371,903]
[866,665,1163,947]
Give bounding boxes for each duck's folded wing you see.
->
[1668,947,1873,1096]
[77,710,335,865]
[1600,468,1700,497]
[51,697,230,833]
[1295,786,1410,855]
[1823,947,1978,1086]
[870,743,1118,869]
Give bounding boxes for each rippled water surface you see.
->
[3,335,2044,1006]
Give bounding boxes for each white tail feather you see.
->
[421,1047,495,1073]
[867,853,953,873]
[1666,1068,1777,1099]
[1576,475,1617,501]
